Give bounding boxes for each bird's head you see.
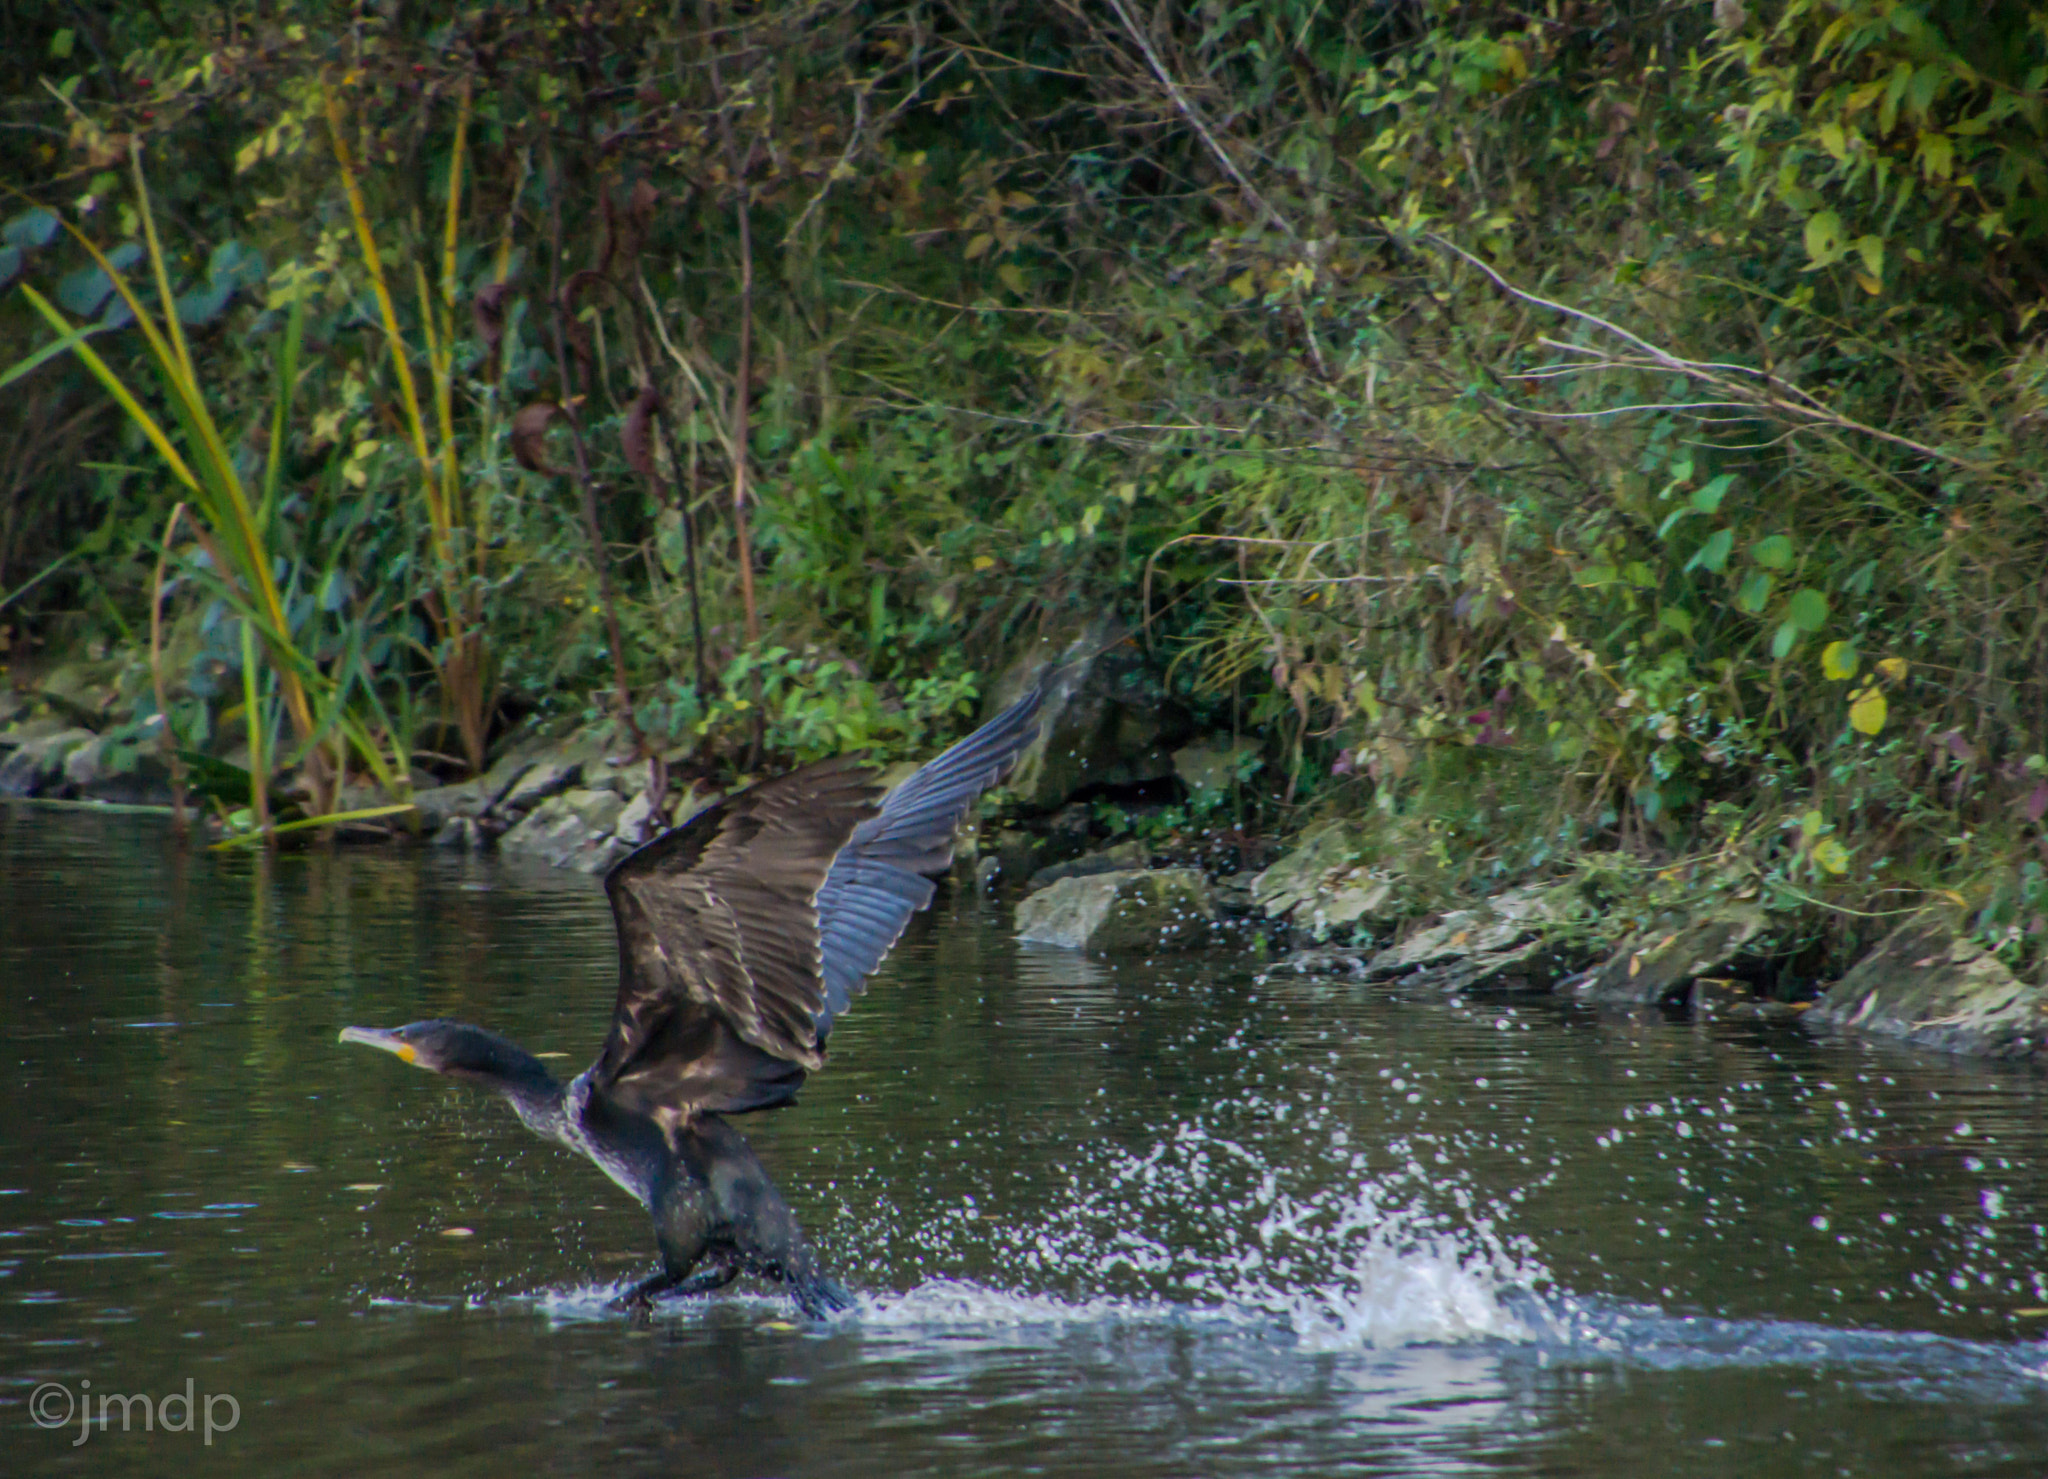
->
[337,1019,557,1093]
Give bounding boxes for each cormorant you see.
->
[339,685,1042,1317]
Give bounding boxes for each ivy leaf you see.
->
[1849,684,1888,735]
[1821,640,1859,680]
[2,207,60,250]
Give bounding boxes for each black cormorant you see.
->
[339,686,1042,1317]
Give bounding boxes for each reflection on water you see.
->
[2,804,2046,1477]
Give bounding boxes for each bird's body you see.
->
[341,686,1042,1317]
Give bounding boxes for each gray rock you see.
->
[417,782,489,830]
[499,791,628,873]
[614,790,659,846]
[1272,881,1587,993]
[1367,883,1575,974]
[1172,737,1259,796]
[431,815,483,850]
[1573,903,1770,1007]
[985,612,1191,811]
[563,786,625,835]
[475,748,538,803]
[975,855,1002,892]
[1808,919,2047,1058]
[61,736,108,791]
[1027,839,1147,892]
[1014,867,1215,952]
[1251,821,1398,941]
[0,726,97,797]
[501,757,581,812]
[0,714,77,752]
[1212,876,1257,917]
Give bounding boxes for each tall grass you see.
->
[12,147,410,839]
[324,82,496,774]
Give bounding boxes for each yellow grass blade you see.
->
[17,286,202,494]
[322,84,437,505]
[210,802,419,849]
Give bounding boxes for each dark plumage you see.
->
[340,685,1043,1317]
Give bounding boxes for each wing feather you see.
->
[588,681,1044,1122]
[598,756,882,1096]
[814,684,1044,1036]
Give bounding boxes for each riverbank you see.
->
[4,624,2040,1067]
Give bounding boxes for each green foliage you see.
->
[2,0,2047,975]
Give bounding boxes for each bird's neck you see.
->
[468,1053,568,1138]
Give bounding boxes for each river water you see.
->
[2,806,2045,1476]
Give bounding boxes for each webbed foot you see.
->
[609,1261,739,1316]
[789,1273,854,1320]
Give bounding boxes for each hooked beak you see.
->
[338,1025,419,1065]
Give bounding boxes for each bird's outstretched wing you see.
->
[813,683,1043,1039]
[591,683,1043,1118]
[598,754,881,1099]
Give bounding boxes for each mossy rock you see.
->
[1809,920,2047,1059]
[1014,867,1215,952]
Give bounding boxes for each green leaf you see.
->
[1750,534,1794,569]
[175,279,235,325]
[52,242,142,318]
[2,207,60,250]
[1686,529,1733,574]
[1658,606,1694,638]
[1785,587,1829,632]
[1735,570,1774,614]
[1771,620,1799,659]
[1804,210,1845,266]
[1811,837,1850,875]
[1691,473,1734,514]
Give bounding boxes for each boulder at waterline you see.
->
[0,726,98,797]
[1808,919,2046,1059]
[1571,902,1771,1008]
[1026,839,1147,892]
[1014,867,1215,952]
[500,757,582,813]
[1250,820,1398,942]
[498,787,630,874]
